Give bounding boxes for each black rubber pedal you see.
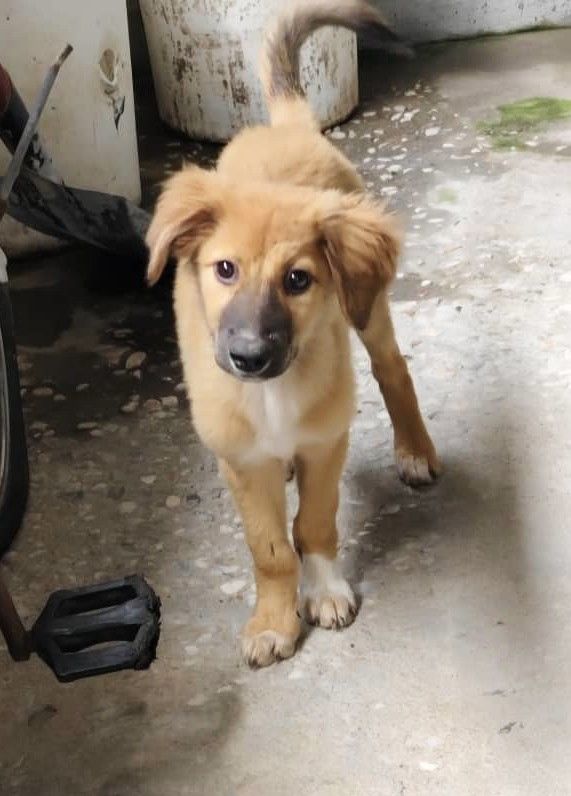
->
[31,575,161,682]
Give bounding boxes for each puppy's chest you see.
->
[242,380,304,464]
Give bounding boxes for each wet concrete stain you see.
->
[499,721,524,734]
[27,704,58,728]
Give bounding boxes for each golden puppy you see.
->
[146,0,440,667]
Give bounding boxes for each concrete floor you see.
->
[2,28,571,796]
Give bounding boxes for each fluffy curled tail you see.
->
[260,0,411,128]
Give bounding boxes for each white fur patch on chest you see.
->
[241,377,303,464]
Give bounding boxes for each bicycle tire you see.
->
[0,249,29,557]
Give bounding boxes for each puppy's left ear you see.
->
[320,194,401,330]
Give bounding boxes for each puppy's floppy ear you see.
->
[320,193,401,330]
[146,166,220,286]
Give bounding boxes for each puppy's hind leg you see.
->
[293,433,357,630]
[358,292,441,486]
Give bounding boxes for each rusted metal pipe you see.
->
[0,63,60,182]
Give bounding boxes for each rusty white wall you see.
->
[371,0,571,42]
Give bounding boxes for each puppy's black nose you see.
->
[228,335,273,376]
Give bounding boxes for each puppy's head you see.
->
[146,166,400,381]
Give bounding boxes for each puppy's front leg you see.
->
[220,458,300,667]
[358,292,441,486]
[293,434,357,629]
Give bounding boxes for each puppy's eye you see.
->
[284,268,312,295]
[214,260,238,284]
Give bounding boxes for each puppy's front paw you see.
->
[395,439,441,487]
[301,554,357,629]
[241,627,298,668]
[241,609,300,668]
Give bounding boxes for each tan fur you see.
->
[146,0,439,667]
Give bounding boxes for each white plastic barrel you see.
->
[138,0,358,142]
[0,0,141,257]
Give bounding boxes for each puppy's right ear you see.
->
[146,166,220,286]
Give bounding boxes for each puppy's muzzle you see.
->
[228,330,279,377]
[215,288,293,382]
